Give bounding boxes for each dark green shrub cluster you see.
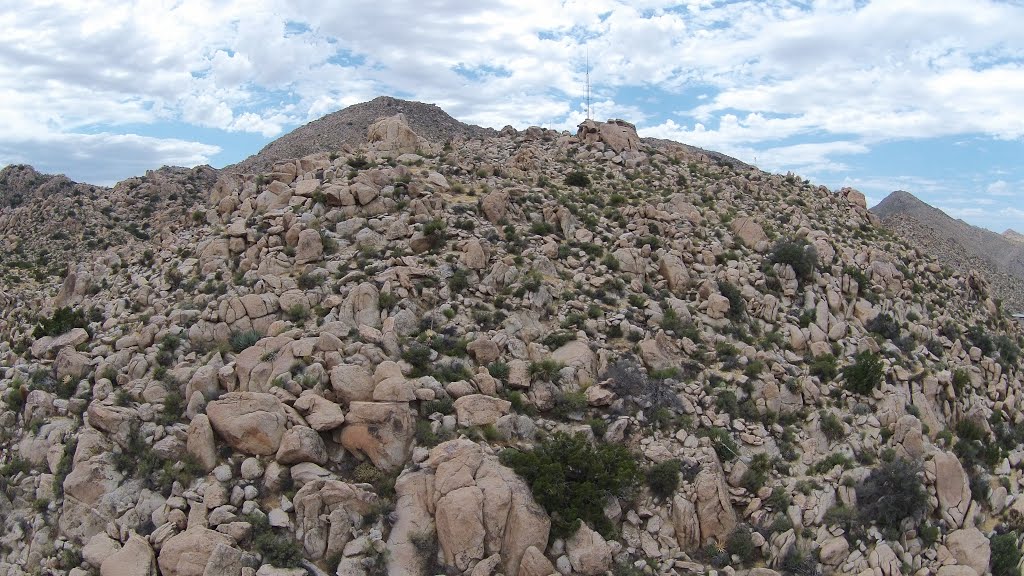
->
[990,532,1021,576]
[725,525,758,565]
[856,459,927,533]
[449,268,470,294]
[819,411,845,443]
[698,427,739,461]
[552,391,587,418]
[645,460,681,500]
[422,219,447,251]
[739,453,774,492]
[529,359,564,383]
[954,418,1001,470]
[843,351,884,395]
[768,238,818,281]
[500,432,640,538]
[33,306,88,338]
[718,281,745,320]
[564,171,590,188]
[866,313,901,341]
[809,354,838,380]
[230,330,261,353]
[247,512,303,568]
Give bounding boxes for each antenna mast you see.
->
[585,46,592,120]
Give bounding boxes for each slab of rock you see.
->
[731,217,768,250]
[276,425,328,465]
[294,228,323,264]
[186,414,218,472]
[330,364,376,404]
[367,113,422,153]
[436,485,486,571]
[694,457,737,545]
[454,394,512,427]
[157,528,233,576]
[293,394,345,431]
[933,451,971,528]
[100,533,155,576]
[946,527,990,576]
[566,523,612,576]
[672,495,700,551]
[338,402,415,471]
[206,392,287,456]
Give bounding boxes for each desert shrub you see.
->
[856,459,927,532]
[228,329,260,352]
[33,306,88,338]
[779,546,820,576]
[819,411,845,443]
[487,361,509,380]
[248,512,302,568]
[543,330,576,349]
[698,427,739,461]
[401,342,433,373]
[296,272,320,290]
[645,460,681,500]
[954,418,1002,469]
[765,486,791,510]
[449,268,469,294]
[951,368,970,395]
[740,453,774,492]
[552,390,587,418]
[564,171,590,188]
[422,397,454,416]
[990,532,1021,576]
[378,291,398,311]
[529,359,564,383]
[866,313,901,341]
[718,281,745,319]
[726,525,758,565]
[768,238,818,281]
[500,432,640,538]
[843,351,884,395]
[809,354,838,380]
[422,219,447,251]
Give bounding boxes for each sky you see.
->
[1,0,1023,233]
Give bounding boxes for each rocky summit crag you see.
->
[0,97,1022,576]
[872,190,1024,314]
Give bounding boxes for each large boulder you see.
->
[730,217,768,250]
[694,456,736,545]
[276,425,328,465]
[454,394,512,427]
[933,451,971,528]
[186,414,218,472]
[576,119,641,154]
[436,486,486,571]
[206,392,287,456]
[157,528,233,576]
[946,527,990,576]
[293,479,378,560]
[294,228,323,264]
[100,534,156,576]
[338,402,415,471]
[566,523,612,576]
[367,113,422,153]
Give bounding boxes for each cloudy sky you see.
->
[2,0,1023,233]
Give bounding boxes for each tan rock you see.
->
[55,346,90,381]
[330,364,376,404]
[338,402,415,471]
[480,191,509,224]
[659,254,690,294]
[566,523,612,576]
[695,457,736,545]
[946,527,990,576]
[518,546,557,576]
[934,451,971,528]
[731,217,768,250]
[386,470,436,576]
[100,533,156,576]
[206,392,287,456]
[186,414,218,472]
[367,113,421,153]
[462,239,488,270]
[819,536,849,566]
[293,394,345,431]
[454,394,512,427]
[467,337,501,365]
[157,528,233,576]
[294,228,323,264]
[672,495,700,551]
[276,425,328,465]
[293,479,378,559]
[550,340,598,387]
[436,486,486,571]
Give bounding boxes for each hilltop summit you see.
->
[0,98,1021,576]
[872,190,1024,311]
[228,96,497,174]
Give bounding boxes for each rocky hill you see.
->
[0,101,1022,576]
[1004,230,1024,245]
[227,96,498,175]
[872,190,1024,313]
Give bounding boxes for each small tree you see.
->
[856,459,927,533]
[768,238,818,281]
[564,170,590,188]
[843,351,884,395]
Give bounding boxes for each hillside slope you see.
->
[226,95,497,175]
[873,190,1024,313]
[0,105,1021,576]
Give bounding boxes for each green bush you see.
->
[564,171,590,188]
[809,353,838,380]
[698,427,739,461]
[768,238,818,281]
[529,359,564,383]
[500,432,640,538]
[843,351,884,395]
[488,361,509,380]
[951,368,970,395]
[819,411,845,443]
[422,219,448,251]
[645,460,681,500]
[718,281,745,320]
[990,532,1021,576]
[248,512,303,568]
[725,525,758,565]
[33,306,88,338]
[739,453,774,492]
[856,459,927,532]
[449,268,470,294]
[230,330,261,353]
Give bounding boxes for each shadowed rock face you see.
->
[226,95,497,174]
[873,189,1024,311]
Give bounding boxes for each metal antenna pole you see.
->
[586,46,591,119]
